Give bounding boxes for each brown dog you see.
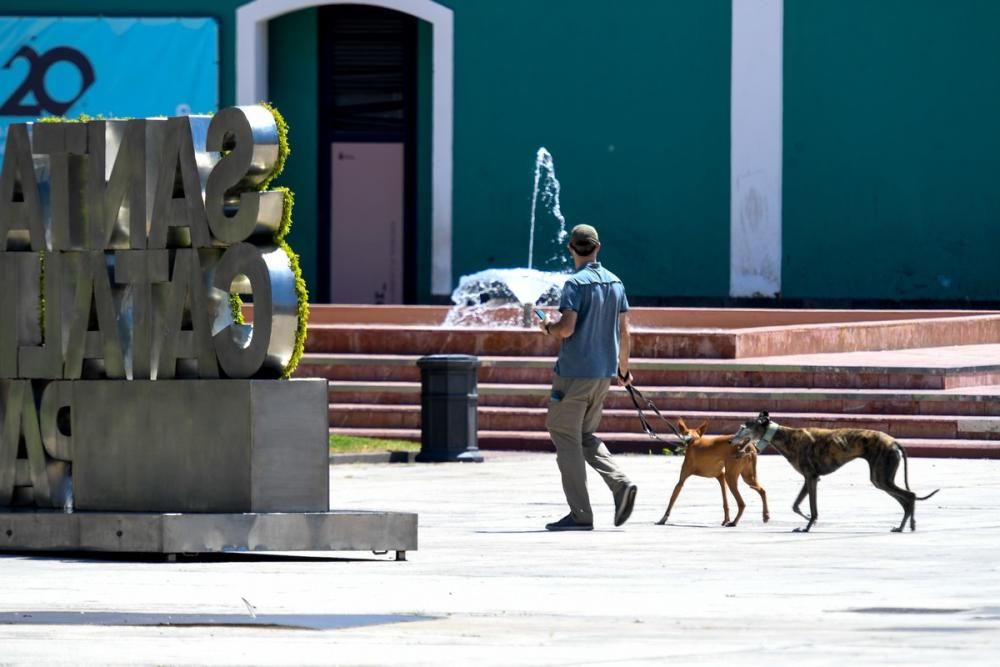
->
[656,418,769,527]
[731,411,940,533]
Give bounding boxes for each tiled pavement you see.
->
[0,452,997,665]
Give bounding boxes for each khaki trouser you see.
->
[545,375,631,524]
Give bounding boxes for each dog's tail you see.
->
[896,441,940,500]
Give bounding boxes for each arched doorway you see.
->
[320,4,415,303]
[236,0,454,301]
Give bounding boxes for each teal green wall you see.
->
[268,9,319,298]
[260,1,732,302]
[442,0,731,298]
[19,1,1000,303]
[4,0,732,303]
[784,0,1000,301]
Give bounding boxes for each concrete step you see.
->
[327,404,1000,440]
[304,311,1000,459]
[306,324,743,358]
[328,427,1000,459]
[307,325,558,357]
[326,380,1000,416]
[304,312,1000,359]
[298,353,1000,390]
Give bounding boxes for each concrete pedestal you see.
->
[0,379,419,556]
[71,379,331,513]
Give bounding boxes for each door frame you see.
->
[236,0,454,297]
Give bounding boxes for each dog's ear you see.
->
[757,411,770,424]
[696,421,708,436]
[677,417,688,431]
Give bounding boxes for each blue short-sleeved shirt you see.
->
[553,262,629,378]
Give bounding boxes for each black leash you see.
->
[618,375,689,453]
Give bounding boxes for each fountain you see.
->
[444,266,564,327]
[528,148,570,271]
[445,148,571,328]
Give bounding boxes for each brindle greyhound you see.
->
[731,412,939,533]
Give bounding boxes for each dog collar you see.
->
[756,421,780,451]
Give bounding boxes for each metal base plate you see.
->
[0,510,417,554]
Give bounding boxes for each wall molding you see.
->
[730,0,783,298]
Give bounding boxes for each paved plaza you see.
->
[0,450,998,665]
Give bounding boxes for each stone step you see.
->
[298,353,1000,390]
[327,404,1000,440]
[306,324,749,358]
[304,312,1000,359]
[325,380,1000,416]
[328,427,1000,459]
[304,310,1000,459]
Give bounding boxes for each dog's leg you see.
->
[870,450,917,532]
[895,443,941,531]
[716,474,731,526]
[791,481,810,521]
[724,467,746,527]
[793,477,819,533]
[743,463,769,523]
[657,472,691,525]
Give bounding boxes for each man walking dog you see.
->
[537,224,637,531]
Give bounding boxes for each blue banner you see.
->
[0,16,218,159]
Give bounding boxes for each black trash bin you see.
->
[415,354,483,462]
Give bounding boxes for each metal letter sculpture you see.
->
[0,105,415,557]
[0,106,301,511]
